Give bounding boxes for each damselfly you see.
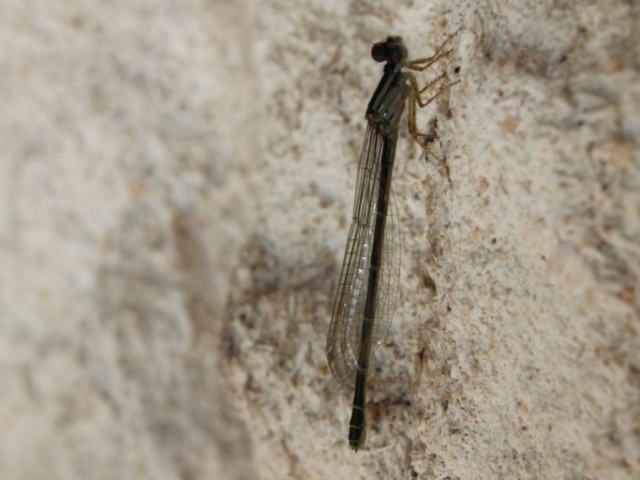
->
[326,34,457,451]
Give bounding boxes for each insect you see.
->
[325,34,457,450]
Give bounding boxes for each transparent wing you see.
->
[326,124,401,388]
[371,187,400,349]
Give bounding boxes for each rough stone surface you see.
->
[1,0,638,479]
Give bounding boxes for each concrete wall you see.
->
[1,0,638,478]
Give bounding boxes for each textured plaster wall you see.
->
[0,0,638,479]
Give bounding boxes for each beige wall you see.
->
[1,0,638,478]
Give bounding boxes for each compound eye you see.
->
[371,42,390,62]
[371,39,407,63]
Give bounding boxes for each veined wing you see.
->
[326,124,401,388]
